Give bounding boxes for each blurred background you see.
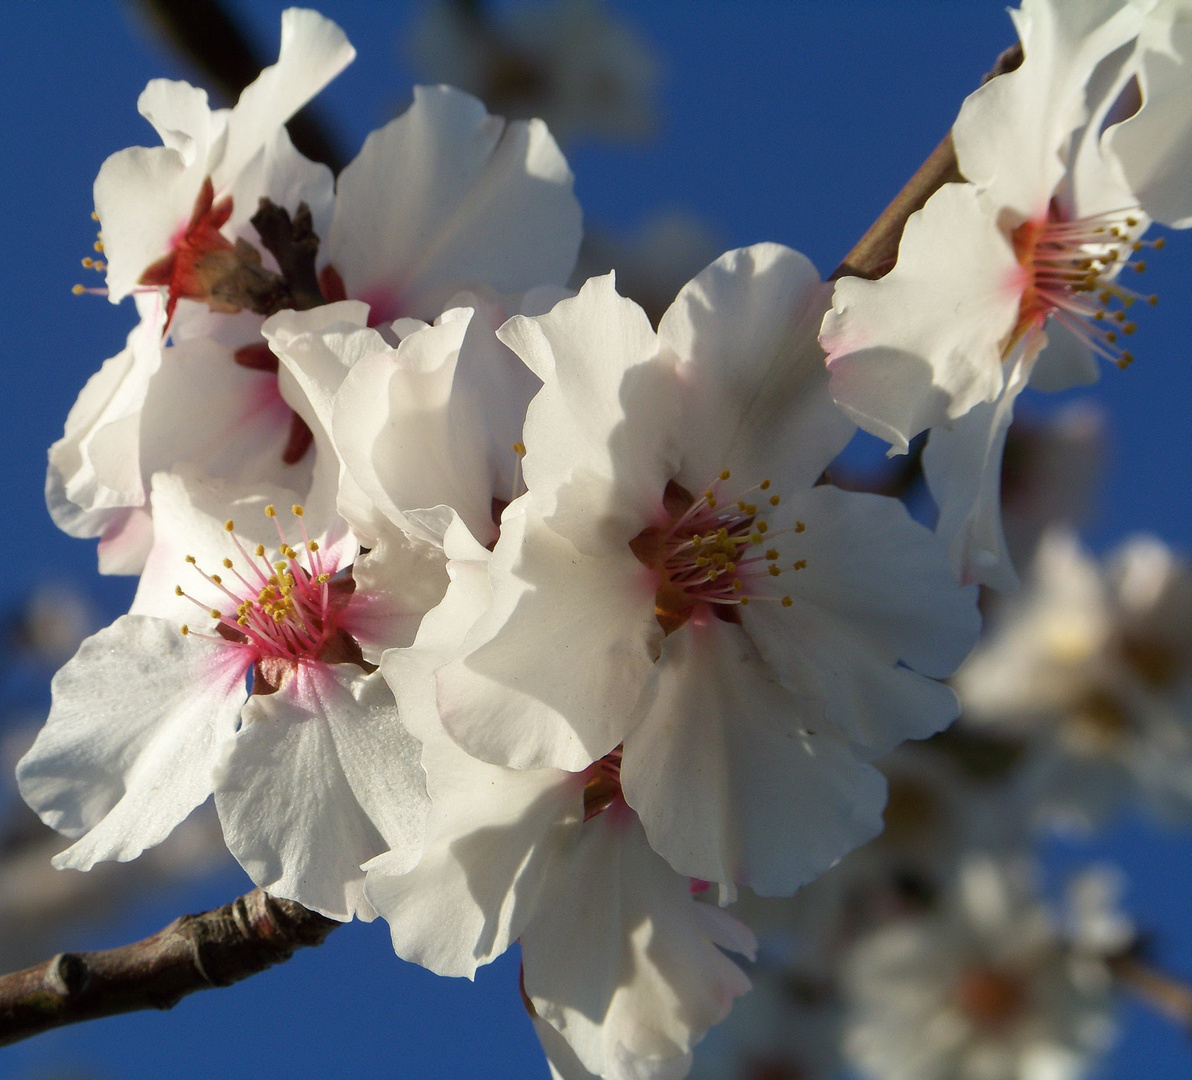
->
[0,2,1190,1077]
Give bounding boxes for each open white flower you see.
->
[365,519,754,1080]
[843,855,1125,1080]
[820,0,1184,590]
[95,7,352,310]
[54,72,581,574]
[19,472,443,921]
[956,529,1192,829]
[422,246,979,896]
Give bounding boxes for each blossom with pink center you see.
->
[18,473,446,920]
[94,8,352,307]
[363,523,754,1080]
[820,0,1188,591]
[841,855,1128,1080]
[406,246,979,897]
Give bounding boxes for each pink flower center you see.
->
[178,504,362,691]
[629,471,804,634]
[1011,205,1162,370]
[955,966,1027,1030]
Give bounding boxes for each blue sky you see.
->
[1,2,1190,1077]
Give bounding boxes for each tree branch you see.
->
[0,888,338,1047]
[1110,953,1192,1033]
[831,42,1023,281]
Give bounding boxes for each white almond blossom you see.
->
[94,7,353,309]
[18,473,443,921]
[820,0,1187,591]
[52,66,582,575]
[843,855,1127,1080]
[956,529,1192,829]
[423,245,980,896]
[365,519,754,1080]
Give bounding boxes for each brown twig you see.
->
[831,42,1024,282]
[1110,954,1192,1033]
[0,888,338,1047]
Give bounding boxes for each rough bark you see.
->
[0,889,338,1047]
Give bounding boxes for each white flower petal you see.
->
[622,616,887,894]
[16,615,246,870]
[368,540,580,976]
[501,273,679,555]
[1106,4,1192,228]
[759,485,981,681]
[953,0,1144,220]
[924,348,1034,592]
[215,665,425,922]
[328,85,581,321]
[659,242,853,492]
[822,184,1021,452]
[438,501,660,771]
[522,810,753,1080]
[214,9,355,188]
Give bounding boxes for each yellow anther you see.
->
[185,555,196,564]
[794,559,807,570]
[719,469,731,481]
[71,284,85,295]
[292,504,304,517]
[795,521,805,533]
[759,479,771,490]
[750,532,764,545]
[238,616,250,626]
[174,585,184,596]
[732,579,744,592]
[745,503,757,515]
[1113,311,1126,323]
[737,500,747,512]
[757,521,768,534]
[94,239,104,252]
[1123,323,1137,335]
[209,608,221,619]
[90,210,100,221]
[265,505,276,517]
[308,540,319,552]
[769,495,780,506]
[1094,310,1105,321]
[740,597,750,606]
[225,519,235,532]
[180,624,190,635]
[513,441,527,457]
[768,565,782,577]
[695,556,710,567]
[223,558,233,569]
[255,544,266,557]
[1149,295,1159,306]
[81,257,93,268]
[316,573,331,584]
[1106,330,1118,343]
[1154,237,1166,250]
[1134,261,1147,273]
[707,497,717,509]
[1126,216,1139,227]
[211,574,222,585]
[781,596,793,607]
[766,549,779,561]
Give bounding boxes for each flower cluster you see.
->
[15,2,1192,1078]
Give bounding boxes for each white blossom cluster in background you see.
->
[13,1,1192,1078]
